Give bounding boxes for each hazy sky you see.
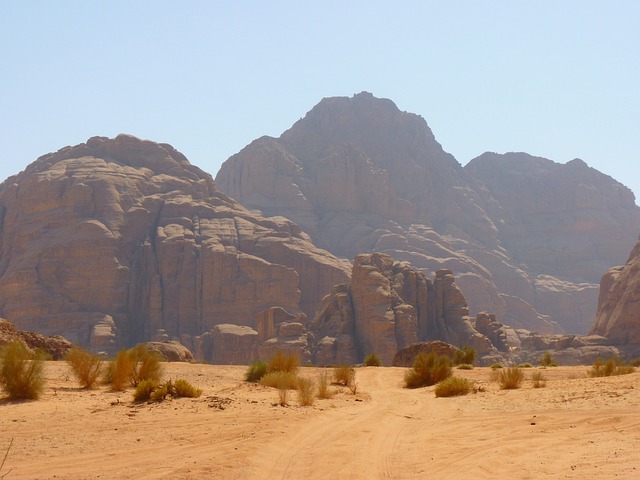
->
[2,1,639,200]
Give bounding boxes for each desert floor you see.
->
[1,362,640,479]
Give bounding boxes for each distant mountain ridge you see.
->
[216,92,640,334]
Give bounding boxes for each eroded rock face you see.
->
[0,135,350,352]
[0,317,73,360]
[216,93,640,334]
[591,240,640,344]
[309,253,497,365]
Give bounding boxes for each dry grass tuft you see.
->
[531,371,547,388]
[363,353,382,367]
[133,379,159,401]
[245,360,267,382]
[499,367,524,389]
[333,365,355,386]
[260,371,299,390]
[0,342,46,400]
[538,351,558,367]
[588,357,635,377]
[173,379,202,398]
[65,348,103,389]
[434,376,472,397]
[267,351,299,374]
[107,345,163,391]
[404,351,451,389]
[297,377,315,406]
[316,370,334,399]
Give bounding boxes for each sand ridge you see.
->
[2,363,640,479]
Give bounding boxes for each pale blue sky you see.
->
[2,1,639,200]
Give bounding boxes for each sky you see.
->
[2,1,639,200]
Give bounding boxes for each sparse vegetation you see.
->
[490,363,504,370]
[133,379,159,401]
[260,371,299,390]
[531,371,547,388]
[404,351,452,389]
[267,351,299,374]
[245,360,268,382]
[518,363,533,368]
[454,346,476,366]
[538,351,558,367]
[65,347,103,389]
[498,367,525,389]
[434,376,472,397]
[588,357,635,377]
[108,349,135,391]
[316,371,334,399]
[456,363,474,370]
[173,379,203,398]
[297,377,315,406]
[333,365,355,386]
[0,341,46,400]
[133,378,202,402]
[107,345,163,391]
[364,353,382,367]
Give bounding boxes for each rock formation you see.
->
[0,317,73,360]
[0,135,350,354]
[309,253,498,365]
[216,92,640,334]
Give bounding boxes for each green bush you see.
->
[588,357,635,377]
[498,367,524,389]
[267,351,299,374]
[173,379,202,398]
[297,377,315,406]
[245,360,268,382]
[363,353,382,367]
[435,376,472,397]
[454,346,476,366]
[456,363,474,370]
[65,348,103,389]
[404,351,452,389]
[538,352,558,367]
[0,342,46,400]
[133,379,159,401]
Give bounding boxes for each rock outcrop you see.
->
[0,317,73,360]
[591,239,640,347]
[0,135,350,353]
[309,253,498,365]
[216,92,640,334]
[391,341,462,367]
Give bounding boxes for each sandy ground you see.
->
[2,362,640,479]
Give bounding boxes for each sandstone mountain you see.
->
[216,92,640,334]
[0,135,350,355]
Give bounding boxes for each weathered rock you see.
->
[0,317,73,360]
[0,135,350,352]
[392,341,462,367]
[201,324,258,365]
[143,341,194,362]
[216,93,640,334]
[474,312,509,352]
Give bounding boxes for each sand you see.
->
[1,362,640,479]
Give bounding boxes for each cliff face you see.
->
[591,240,640,344]
[216,92,640,334]
[0,135,350,353]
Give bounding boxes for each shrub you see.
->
[65,348,103,389]
[260,371,299,390]
[629,358,640,367]
[404,352,451,389]
[133,379,159,401]
[267,351,299,374]
[130,345,163,387]
[490,363,504,370]
[435,376,472,397]
[538,352,558,367]
[518,363,533,368]
[245,360,268,382]
[499,367,524,389]
[531,371,547,388]
[297,377,315,406]
[278,388,288,406]
[454,346,476,366]
[108,349,135,391]
[150,383,169,402]
[333,365,355,386]
[588,357,635,377]
[0,342,46,400]
[173,379,202,398]
[457,363,474,370]
[364,353,382,367]
[316,371,334,399]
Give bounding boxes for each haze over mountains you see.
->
[216,92,640,334]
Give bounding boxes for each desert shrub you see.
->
[538,351,558,367]
[267,351,299,374]
[0,342,46,400]
[531,371,547,388]
[629,358,640,367]
[260,371,299,390]
[245,360,268,382]
[65,348,103,389]
[316,371,334,399]
[490,363,504,370]
[278,388,288,406]
[404,351,452,389]
[498,367,524,389]
[333,365,355,386]
[297,377,315,406]
[454,346,476,366]
[363,353,382,367]
[457,363,474,370]
[130,345,163,387]
[150,383,170,402]
[109,349,135,391]
[133,379,159,401]
[588,357,635,377]
[173,379,202,398]
[518,363,533,368]
[435,376,472,397]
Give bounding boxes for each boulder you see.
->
[0,317,73,360]
[143,341,194,362]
